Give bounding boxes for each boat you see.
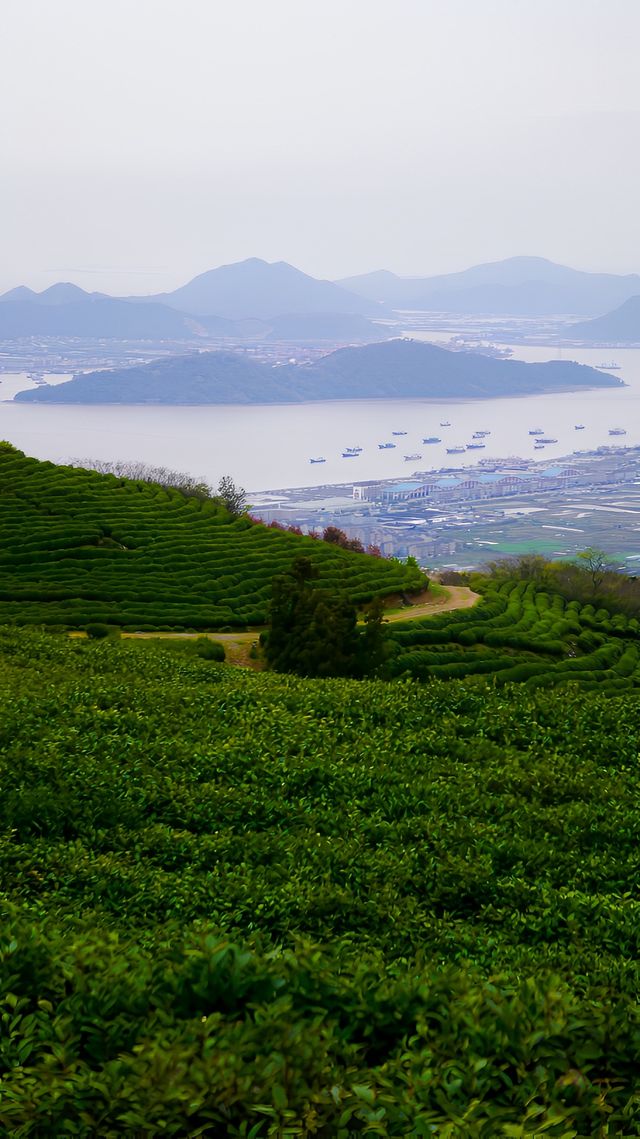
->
[528,428,544,435]
[422,436,441,444]
[609,428,627,436]
[392,430,407,436]
[404,453,422,461]
[309,457,326,464]
[446,446,465,454]
[341,451,359,458]
[466,443,486,450]
[378,442,396,449]
[534,444,545,450]
[596,361,621,370]
[574,425,585,430]
[440,421,452,427]
[538,438,558,444]
[343,446,362,453]
[472,430,490,438]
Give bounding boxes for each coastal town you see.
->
[251,446,640,570]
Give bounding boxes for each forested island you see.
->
[15,337,621,404]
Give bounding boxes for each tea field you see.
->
[0,444,423,630]
[1,628,639,1134]
[388,576,640,691]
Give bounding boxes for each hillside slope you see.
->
[571,294,640,341]
[1,627,639,1132]
[0,444,422,629]
[15,337,619,404]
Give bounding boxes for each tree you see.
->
[217,475,247,517]
[265,557,360,678]
[576,547,618,595]
[357,595,389,676]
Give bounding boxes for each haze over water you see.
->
[1,343,638,492]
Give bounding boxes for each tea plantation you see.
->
[1,628,640,1135]
[0,444,423,630]
[388,576,640,691]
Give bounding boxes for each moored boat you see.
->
[422,436,441,443]
[378,442,396,449]
[309,457,326,463]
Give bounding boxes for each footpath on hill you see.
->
[117,585,480,668]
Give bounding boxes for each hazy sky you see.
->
[2,0,640,294]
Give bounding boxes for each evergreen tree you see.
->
[216,475,247,516]
[266,557,360,678]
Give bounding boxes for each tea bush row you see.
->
[0,446,424,628]
[1,629,640,1132]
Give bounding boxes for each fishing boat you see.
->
[422,436,441,444]
[534,444,545,450]
[392,430,407,436]
[309,457,326,464]
[466,442,486,450]
[378,442,396,449]
[446,446,465,454]
[574,425,585,430]
[528,428,544,436]
[538,437,558,444]
[440,420,452,427]
[473,430,490,438]
[609,427,626,436]
[341,451,359,458]
[343,446,362,454]
[404,453,422,461]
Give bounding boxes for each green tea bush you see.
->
[0,446,423,630]
[0,629,639,1132]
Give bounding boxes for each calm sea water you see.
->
[1,344,638,492]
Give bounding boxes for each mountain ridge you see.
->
[339,256,640,316]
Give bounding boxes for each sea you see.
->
[1,341,639,493]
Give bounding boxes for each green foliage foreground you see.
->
[1,630,640,1134]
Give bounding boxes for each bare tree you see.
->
[67,458,212,499]
[575,547,619,594]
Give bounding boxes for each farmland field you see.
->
[0,444,423,630]
[388,575,640,691]
[0,628,639,1133]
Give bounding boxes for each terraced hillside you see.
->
[0,444,423,629]
[389,576,640,691]
[1,629,639,1133]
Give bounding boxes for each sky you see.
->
[2,0,640,294]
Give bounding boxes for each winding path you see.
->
[118,585,480,668]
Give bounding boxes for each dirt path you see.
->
[383,585,479,622]
[111,585,480,668]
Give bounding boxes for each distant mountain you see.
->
[145,258,381,319]
[0,297,230,340]
[15,338,620,405]
[339,257,640,317]
[570,296,640,342]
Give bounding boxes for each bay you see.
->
[0,344,638,492]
